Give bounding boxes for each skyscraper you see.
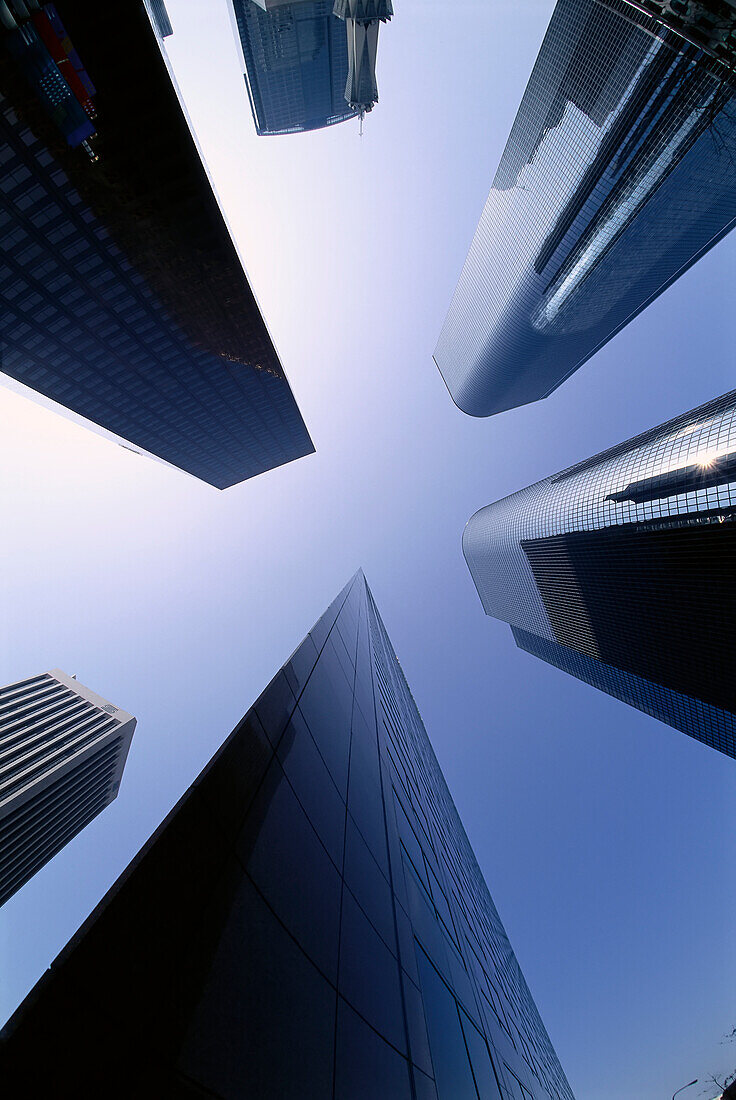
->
[0,0,313,488]
[229,0,358,135]
[0,669,135,909]
[0,573,575,1100]
[435,0,736,417]
[464,390,736,760]
[333,0,393,119]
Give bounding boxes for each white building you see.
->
[0,670,135,907]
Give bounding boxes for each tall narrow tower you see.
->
[0,575,574,1100]
[0,670,135,908]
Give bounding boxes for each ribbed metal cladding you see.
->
[0,670,135,908]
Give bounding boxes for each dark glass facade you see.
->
[463,390,736,760]
[435,0,736,416]
[229,0,357,135]
[0,572,574,1100]
[0,0,313,488]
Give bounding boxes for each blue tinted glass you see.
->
[197,710,273,836]
[459,1008,504,1100]
[394,795,429,888]
[413,1068,440,1100]
[427,865,455,933]
[254,670,296,748]
[347,708,388,852]
[334,999,412,1100]
[403,972,435,1078]
[417,947,478,1100]
[179,873,336,1099]
[284,632,320,696]
[297,644,354,795]
[394,902,420,985]
[343,817,396,950]
[0,2,313,488]
[332,624,357,688]
[0,574,573,1100]
[338,890,406,1053]
[435,0,736,418]
[243,764,342,981]
[278,709,346,868]
[403,858,450,982]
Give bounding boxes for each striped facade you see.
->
[0,669,135,907]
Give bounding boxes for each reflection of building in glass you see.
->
[0,669,135,909]
[0,573,575,1100]
[333,0,393,118]
[0,0,313,488]
[464,391,736,759]
[230,0,358,134]
[435,0,736,416]
[229,0,391,135]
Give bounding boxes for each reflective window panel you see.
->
[0,0,313,487]
[464,389,736,759]
[435,0,736,416]
[0,572,574,1098]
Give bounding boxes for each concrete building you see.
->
[0,669,135,908]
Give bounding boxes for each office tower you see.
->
[0,669,135,909]
[229,0,358,135]
[435,0,736,417]
[464,390,736,760]
[148,0,173,37]
[333,0,393,117]
[0,1,313,488]
[0,573,575,1100]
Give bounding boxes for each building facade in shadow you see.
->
[464,391,736,759]
[0,0,313,487]
[0,573,575,1100]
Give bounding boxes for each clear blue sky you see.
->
[0,2,734,1096]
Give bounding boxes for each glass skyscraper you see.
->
[0,0,313,488]
[0,669,135,909]
[229,0,357,135]
[464,390,736,760]
[435,0,736,416]
[0,573,575,1100]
